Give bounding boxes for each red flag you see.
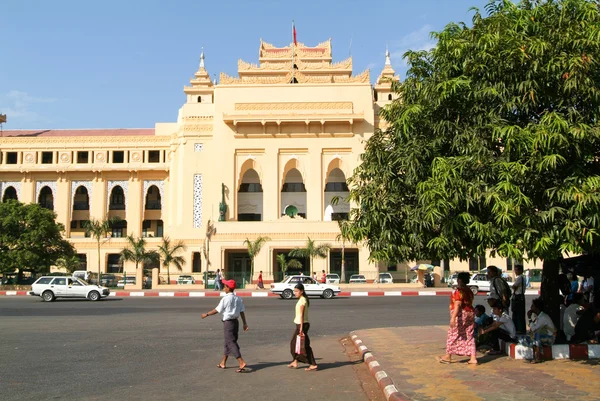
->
[293,21,297,46]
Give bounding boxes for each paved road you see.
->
[0,295,516,401]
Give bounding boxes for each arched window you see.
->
[38,186,54,210]
[73,186,89,210]
[388,94,393,101]
[2,186,18,202]
[145,185,161,210]
[109,186,125,210]
[197,96,202,103]
[281,168,306,218]
[238,169,263,221]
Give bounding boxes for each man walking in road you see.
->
[202,279,249,372]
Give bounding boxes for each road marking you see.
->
[159,292,175,297]
[252,292,269,297]
[418,291,436,296]
[5,291,17,296]
[383,385,399,399]
[375,370,387,382]
[369,361,381,370]
[188,292,206,297]
[384,291,402,296]
[351,292,369,296]
[129,292,145,297]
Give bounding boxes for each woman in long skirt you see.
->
[288,283,318,371]
[437,272,478,365]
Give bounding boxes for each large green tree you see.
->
[347,0,600,326]
[0,200,75,275]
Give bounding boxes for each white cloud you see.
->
[390,24,437,66]
[0,91,56,125]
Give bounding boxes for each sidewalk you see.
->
[351,326,600,401]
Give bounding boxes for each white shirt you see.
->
[563,304,582,340]
[493,311,516,339]
[529,311,556,336]
[215,292,245,321]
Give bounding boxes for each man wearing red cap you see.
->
[202,279,249,372]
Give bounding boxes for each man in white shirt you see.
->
[202,279,249,372]
[479,302,517,355]
[527,298,557,363]
[563,293,584,341]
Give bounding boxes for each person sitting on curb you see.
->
[525,298,557,363]
[571,298,600,344]
[474,304,493,347]
[478,300,516,355]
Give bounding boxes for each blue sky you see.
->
[0,0,492,129]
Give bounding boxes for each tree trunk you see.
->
[167,264,170,285]
[341,241,346,284]
[97,241,101,286]
[540,259,561,329]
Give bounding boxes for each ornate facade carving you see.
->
[237,57,352,71]
[181,124,213,132]
[24,152,35,163]
[59,152,71,163]
[220,69,369,85]
[36,181,57,200]
[0,181,21,200]
[194,143,204,152]
[234,102,353,111]
[71,180,93,208]
[193,174,203,228]
[130,151,142,162]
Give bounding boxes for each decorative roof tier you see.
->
[219,39,369,85]
[184,49,214,94]
[375,47,400,88]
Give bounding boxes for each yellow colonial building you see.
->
[0,39,405,286]
[0,39,537,287]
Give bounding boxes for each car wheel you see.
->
[322,289,334,299]
[88,291,101,301]
[282,289,293,299]
[42,290,55,302]
[469,286,479,294]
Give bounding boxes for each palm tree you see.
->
[56,254,83,274]
[157,237,187,284]
[276,253,288,281]
[287,259,303,275]
[289,237,331,274]
[336,219,354,283]
[243,236,271,285]
[119,235,160,275]
[83,217,121,284]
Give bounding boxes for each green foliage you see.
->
[120,235,160,271]
[348,0,600,264]
[287,259,303,271]
[157,237,187,284]
[0,200,75,274]
[83,216,121,279]
[289,237,331,271]
[56,255,83,273]
[276,253,288,278]
[244,236,271,279]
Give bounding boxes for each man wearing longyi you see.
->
[202,279,249,372]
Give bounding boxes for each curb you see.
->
[350,332,406,401]
[499,339,600,360]
[1,289,541,298]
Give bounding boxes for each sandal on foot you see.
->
[436,356,452,364]
[217,364,226,369]
[305,366,318,371]
[236,367,247,373]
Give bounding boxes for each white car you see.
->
[326,273,341,284]
[376,272,394,283]
[270,275,341,299]
[29,276,110,302]
[177,275,195,284]
[451,272,513,294]
[349,274,367,284]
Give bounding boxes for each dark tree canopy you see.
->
[347,0,600,325]
[0,200,75,274]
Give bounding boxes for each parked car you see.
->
[270,275,341,299]
[177,275,195,284]
[450,272,513,294]
[326,273,340,284]
[349,274,367,284]
[117,276,136,288]
[29,276,110,302]
[100,274,118,287]
[376,272,394,283]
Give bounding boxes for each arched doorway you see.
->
[281,168,306,218]
[238,169,263,221]
[145,185,161,210]
[73,186,90,210]
[2,186,18,202]
[38,186,54,210]
[324,168,349,221]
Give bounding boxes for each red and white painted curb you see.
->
[0,289,540,298]
[350,333,406,401]
[499,339,600,360]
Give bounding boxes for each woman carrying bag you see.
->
[288,283,318,371]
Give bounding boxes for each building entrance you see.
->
[225,251,251,289]
[329,249,359,283]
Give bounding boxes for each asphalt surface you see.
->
[0,294,516,401]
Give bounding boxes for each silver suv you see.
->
[29,276,110,302]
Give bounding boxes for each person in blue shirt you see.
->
[474,304,492,346]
